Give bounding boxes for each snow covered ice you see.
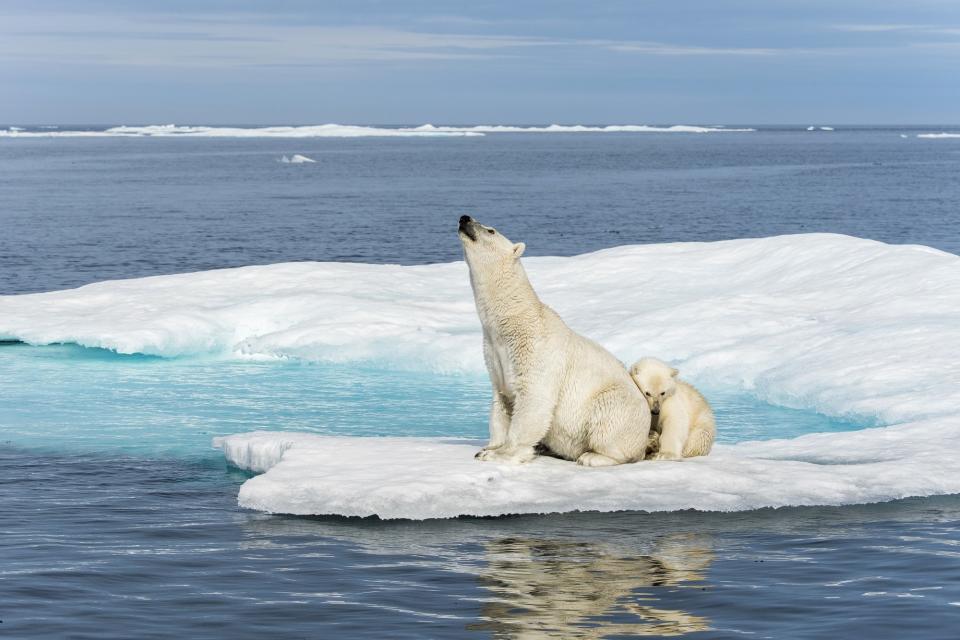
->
[3,234,959,518]
[213,422,960,519]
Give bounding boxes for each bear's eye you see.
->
[660,391,666,396]
[487,228,495,234]
[644,391,651,397]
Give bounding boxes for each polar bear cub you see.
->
[629,358,715,460]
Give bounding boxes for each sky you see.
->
[2,0,959,124]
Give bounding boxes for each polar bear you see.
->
[458,215,651,466]
[629,357,715,460]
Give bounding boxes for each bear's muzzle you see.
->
[458,215,477,241]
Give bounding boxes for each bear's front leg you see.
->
[476,389,555,464]
[652,412,689,461]
[476,392,511,458]
[475,445,537,463]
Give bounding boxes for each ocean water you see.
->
[2,126,960,638]
[1,125,959,294]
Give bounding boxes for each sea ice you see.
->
[411,124,754,134]
[0,123,753,138]
[213,420,960,518]
[3,234,959,517]
[917,133,960,139]
[280,154,316,163]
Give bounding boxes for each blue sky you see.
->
[2,0,959,124]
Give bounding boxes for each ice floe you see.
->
[280,154,316,163]
[3,234,959,517]
[2,234,956,424]
[213,418,960,518]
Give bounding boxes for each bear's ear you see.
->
[670,367,679,378]
[512,242,526,259]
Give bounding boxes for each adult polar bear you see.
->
[458,215,651,466]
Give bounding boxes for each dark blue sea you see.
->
[1,125,959,638]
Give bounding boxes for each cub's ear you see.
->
[670,367,679,378]
[512,242,526,259]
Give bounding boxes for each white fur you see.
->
[629,357,716,460]
[458,216,650,466]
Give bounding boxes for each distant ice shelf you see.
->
[0,123,754,138]
[917,132,960,139]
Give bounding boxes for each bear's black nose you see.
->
[459,215,472,225]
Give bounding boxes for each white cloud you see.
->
[2,10,958,71]
[606,42,779,56]
[0,12,560,67]
[832,23,960,36]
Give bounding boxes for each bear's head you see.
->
[458,215,525,272]
[629,357,679,415]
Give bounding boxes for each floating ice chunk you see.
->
[807,126,816,131]
[820,126,835,131]
[214,417,960,518]
[917,133,960,139]
[900,134,909,139]
[280,154,316,164]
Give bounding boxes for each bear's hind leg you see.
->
[682,428,714,458]
[577,452,620,467]
[579,387,650,466]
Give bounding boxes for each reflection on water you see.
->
[242,515,716,637]
[243,514,714,638]
[470,534,713,638]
